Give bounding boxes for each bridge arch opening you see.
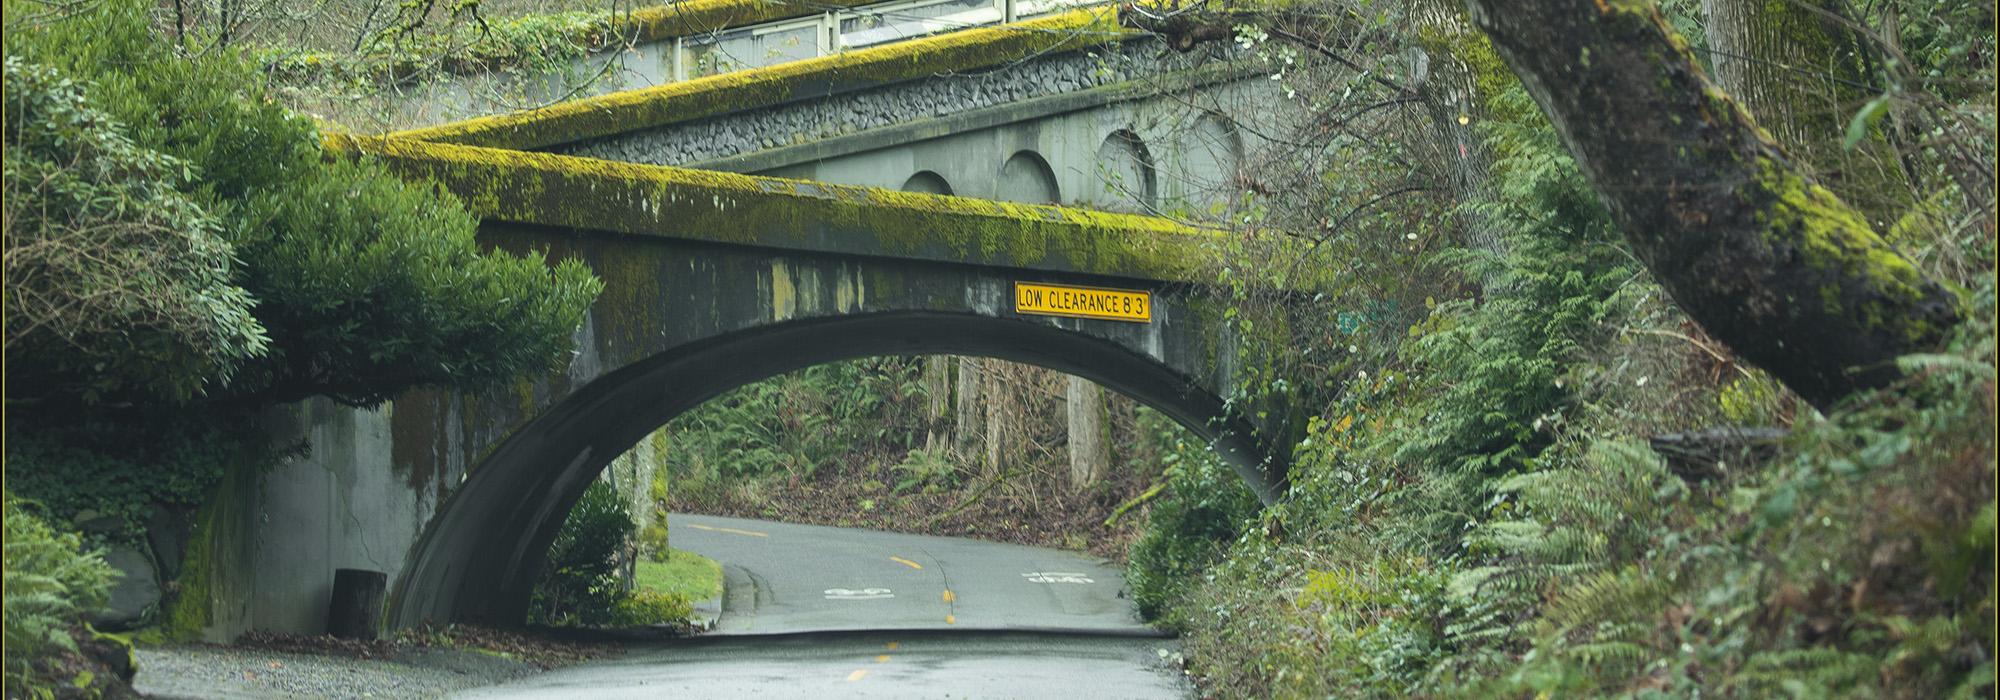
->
[390,311,1275,629]
[1095,130,1158,211]
[900,170,954,195]
[997,150,1060,203]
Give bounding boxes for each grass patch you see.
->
[634,548,722,601]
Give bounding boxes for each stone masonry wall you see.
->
[554,38,1187,166]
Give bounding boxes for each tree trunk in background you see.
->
[1461,0,1959,411]
[1066,376,1108,492]
[602,435,660,592]
[953,357,982,459]
[981,363,1013,478]
[1698,0,1910,221]
[1409,3,1509,265]
[922,356,951,452]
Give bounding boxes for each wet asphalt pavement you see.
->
[446,514,1189,699]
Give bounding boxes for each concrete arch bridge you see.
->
[194,2,1308,637]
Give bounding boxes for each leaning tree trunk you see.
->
[1461,0,1959,410]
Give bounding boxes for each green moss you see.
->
[1751,157,1945,343]
[386,9,1130,149]
[329,134,1223,282]
[158,463,250,641]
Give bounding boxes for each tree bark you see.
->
[953,356,982,459]
[1461,0,1959,410]
[1065,376,1109,492]
[1408,5,1511,265]
[922,355,951,452]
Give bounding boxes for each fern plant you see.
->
[3,495,116,695]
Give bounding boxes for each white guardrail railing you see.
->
[667,0,1105,81]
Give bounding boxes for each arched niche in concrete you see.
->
[901,170,955,195]
[1186,112,1244,200]
[997,150,1060,204]
[388,311,1275,629]
[1094,130,1157,211]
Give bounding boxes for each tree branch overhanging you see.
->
[1460,0,1961,410]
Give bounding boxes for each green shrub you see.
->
[610,590,693,627]
[1126,411,1259,623]
[3,0,601,409]
[529,481,633,626]
[3,496,117,696]
[5,410,279,545]
[1,56,268,404]
[664,357,929,498]
[638,523,670,563]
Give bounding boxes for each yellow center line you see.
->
[941,589,956,603]
[876,655,892,663]
[945,614,956,624]
[889,556,923,570]
[885,642,899,650]
[847,669,869,682]
[687,523,768,537]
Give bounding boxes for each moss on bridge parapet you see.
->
[328,133,1217,281]
[387,9,1130,150]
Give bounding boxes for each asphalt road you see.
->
[449,514,1189,699]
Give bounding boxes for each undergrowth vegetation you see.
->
[1125,1,1994,697]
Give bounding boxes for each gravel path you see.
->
[135,645,547,699]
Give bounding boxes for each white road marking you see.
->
[824,588,895,600]
[1022,572,1095,584]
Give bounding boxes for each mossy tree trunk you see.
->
[1461,0,1959,410]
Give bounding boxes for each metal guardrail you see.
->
[667,0,1105,81]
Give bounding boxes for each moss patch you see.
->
[386,9,1130,150]
[327,133,1222,281]
[1750,157,1952,344]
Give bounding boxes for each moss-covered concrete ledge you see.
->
[387,8,1130,150]
[327,133,1217,281]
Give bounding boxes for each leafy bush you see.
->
[665,357,929,499]
[610,591,693,627]
[3,496,116,695]
[3,0,601,408]
[1,56,268,403]
[1126,410,1259,622]
[4,411,279,545]
[529,481,633,626]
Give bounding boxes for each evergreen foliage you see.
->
[2,497,117,696]
[2,57,269,403]
[529,481,634,626]
[3,0,602,408]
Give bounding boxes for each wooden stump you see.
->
[327,568,387,640]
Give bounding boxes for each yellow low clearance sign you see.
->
[1014,282,1152,323]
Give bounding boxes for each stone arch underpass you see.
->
[328,136,1299,628]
